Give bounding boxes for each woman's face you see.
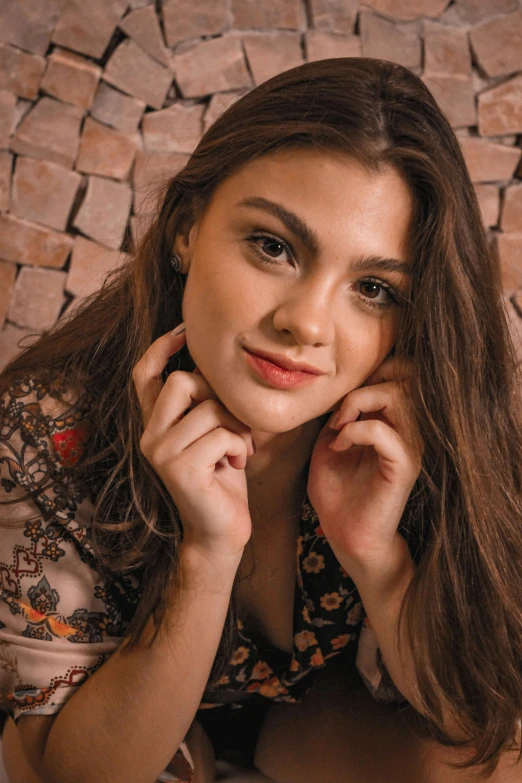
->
[178,148,414,433]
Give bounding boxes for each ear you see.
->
[173,207,202,266]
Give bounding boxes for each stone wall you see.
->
[1,0,522,370]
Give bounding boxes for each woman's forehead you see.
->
[205,149,414,261]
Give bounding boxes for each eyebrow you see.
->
[235,196,413,276]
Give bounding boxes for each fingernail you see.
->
[328,410,341,430]
[171,323,186,336]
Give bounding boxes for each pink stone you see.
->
[8,266,67,331]
[0,151,12,212]
[498,235,522,294]
[0,44,46,100]
[503,295,522,362]
[305,31,361,61]
[12,100,32,134]
[231,0,304,29]
[41,49,101,110]
[0,261,17,329]
[66,235,129,299]
[52,0,127,59]
[104,38,173,110]
[90,82,146,135]
[360,11,421,71]
[11,156,82,232]
[174,36,252,98]
[174,40,203,57]
[0,325,39,371]
[0,90,17,150]
[473,184,499,228]
[470,10,522,78]
[129,213,152,250]
[0,214,73,268]
[142,103,204,154]
[203,91,247,133]
[308,0,358,33]
[10,96,83,169]
[423,21,471,76]
[76,116,138,181]
[242,32,304,86]
[163,0,231,48]
[478,75,522,137]
[73,175,132,250]
[359,0,450,21]
[450,0,518,25]
[452,0,518,25]
[422,74,476,128]
[459,137,521,182]
[119,5,171,66]
[501,185,522,232]
[0,0,67,56]
[132,150,190,214]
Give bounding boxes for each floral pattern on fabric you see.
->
[0,374,404,783]
[198,500,366,708]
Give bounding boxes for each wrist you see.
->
[179,540,243,594]
[340,534,415,592]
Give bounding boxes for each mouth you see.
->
[245,347,325,375]
[244,349,322,390]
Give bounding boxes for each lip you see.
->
[245,348,325,375]
[244,349,322,390]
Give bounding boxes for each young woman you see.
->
[0,57,521,783]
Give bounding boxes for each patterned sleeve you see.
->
[355,613,408,704]
[0,376,195,783]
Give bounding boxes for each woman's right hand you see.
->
[132,324,255,562]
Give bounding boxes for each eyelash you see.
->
[245,233,402,311]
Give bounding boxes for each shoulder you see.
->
[1,371,95,470]
[0,370,98,556]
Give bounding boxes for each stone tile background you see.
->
[1,0,522,370]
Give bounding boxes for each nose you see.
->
[271,274,336,346]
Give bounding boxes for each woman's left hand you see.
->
[307,356,424,576]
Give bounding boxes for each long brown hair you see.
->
[2,58,521,776]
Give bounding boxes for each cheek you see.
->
[183,266,228,322]
[182,267,252,358]
[187,253,270,325]
[335,335,391,385]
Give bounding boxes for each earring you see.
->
[170,252,183,272]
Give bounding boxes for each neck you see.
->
[245,413,327,525]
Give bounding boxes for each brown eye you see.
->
[261,238,286,258]
[355,277,400,311]
[360,281,381,299]
[246,234,293,266]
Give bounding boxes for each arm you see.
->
[347,534,466,739]
[21,544,241,783]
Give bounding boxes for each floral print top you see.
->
[0,374,404,783]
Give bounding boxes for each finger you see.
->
[147,395,254,462]
[331,382,412,436]
[142,370,219,436]
[329,419,421,475]
[159,426,251,476]
[330,418,423,474]
[132,326,187,427]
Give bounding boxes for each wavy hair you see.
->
[1,58,522,777]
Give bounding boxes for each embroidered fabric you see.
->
[0,374,404,782]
